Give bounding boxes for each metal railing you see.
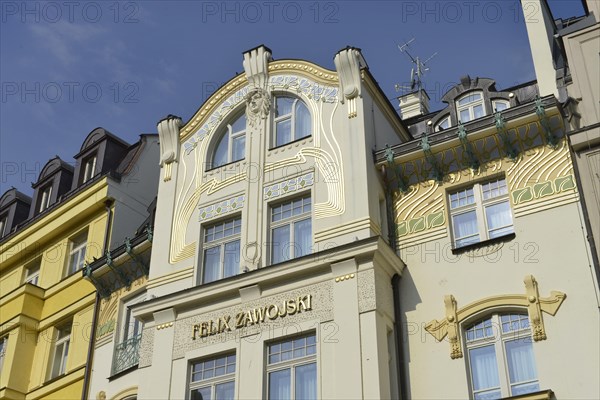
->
[111,334,142,375]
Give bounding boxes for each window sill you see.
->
[504,389,553,400]
[269,135,312,151]
[108,364,138,381]
[451,232,516,255]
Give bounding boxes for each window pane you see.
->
[232,135,245,162]
[295,101,311,139]
[276,97,294,117]
[272,225,291,264]
[505,340,538,385]
[191,387,212,400]
[293,218,311,258]
[295,363,317,400]
[223,240,240,278]
[511,382,540,396]
[474,390,502,400]
[231,114,246,133]
[469,345,500,392]
[215,381,235,400]
[276,119,292,147]
[269,369,291,400]
[213,135,229,168]
[473,104,485,119]
[485,201,513,237]
[494,101,508,112]
[452,211,479,246]
[460,109,471,123]
[203,246,221,283]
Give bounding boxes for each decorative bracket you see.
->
[420,133,444,182]
[425,274,566,359]
[125,237,149,275]
[535,96,558,147]
[82,262,111,298]
[106,250,131,288]
[243,45,272,127]
[384,145,408,193]
[334,47,365,118]
[157,115,182,182]
[494,111,518,160]
[457,122,480,172]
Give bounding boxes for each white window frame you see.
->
[456,91,486,123]
[266,332,317,400]
[24,259,41,286]
[67,230,88,276]
[121,293,146,342]
[0,215,7,238]
[39,184,53,212]
[435,115,451,132]
[211,113,246,169]
[269,194,312,265]
[272,96,311,148]
[492,99,510,112]
[449,177,514,248]
[48,322,71,380]
[82,155,97,183]
[465,312,540,399]
[0,336,7,374]
[189,353,236,400]
[200,216,241,284]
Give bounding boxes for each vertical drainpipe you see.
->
[81,199,113,399]
[392,274,408,400]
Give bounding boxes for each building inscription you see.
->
[192,294,313,339]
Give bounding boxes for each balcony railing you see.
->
[111,334,142,375]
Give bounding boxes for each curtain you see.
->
[272,225,290,264]
[453,211,479,245]
[269,369,291,400]
[223,240,240,278]
[505,340,538,387]
[294,219,312,258]
[469,345,500,392]
[295,102,311,139]
[276,119,292,147]
[213,134,228,168]
[215,381,235,400]
[203,247,221,283]
[295,363,317,400]
[485,201,513,238]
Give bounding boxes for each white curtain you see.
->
[269,369,291,400]
[453,211,479,244]
[295,101,311,139]
[203,247,221,283]
[485,201,513,238]
[469,345,500,392]
[223,240,240,278]
[295,363,317,400]
[505,340,538,387]
[293,219,312,258]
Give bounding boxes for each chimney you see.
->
[399,89,430,120]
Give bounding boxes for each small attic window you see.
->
[435,115,451,132]
[456,92,485,123]
[38,184,53,213]
[492,99,510,112]
[82,155,97,184]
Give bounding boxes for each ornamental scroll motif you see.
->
[424,275,566,359]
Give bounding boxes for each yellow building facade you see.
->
[0,129,159,400]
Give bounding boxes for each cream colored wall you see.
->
[394,139,600,398]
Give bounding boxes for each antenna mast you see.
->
[395,39,437,115]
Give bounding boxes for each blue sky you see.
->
[0,0,585,195]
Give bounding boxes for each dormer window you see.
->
[273,96,311,148]
[38,185,53,213]
[212,114,246,169]
[492,99,510,112]
[456,92,485,123]
[0,214,7,237]
[82,155,97,183]
[435,115,451,132]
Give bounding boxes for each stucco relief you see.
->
[137,327,154,368]
[169,72,344,264]
[357,269,376,313]
[171,280,334,359]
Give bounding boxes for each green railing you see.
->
[111,334,142,375]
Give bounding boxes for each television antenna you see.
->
[394,39,437,116]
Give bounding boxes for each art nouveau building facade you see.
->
[0,129,158,400]
[119,45,410,400]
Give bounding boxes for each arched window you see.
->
[492,99,510,112]
[435,115,451,132]
[273,96,311,148]
[465,312,539,399]
[212,113,246,169]
[456,92,485,123]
